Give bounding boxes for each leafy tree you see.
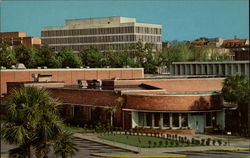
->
[1,87,78,158]
[15,45,39,68]
[57,48,82,68]
[80,48,103,68]
[0,43,17,68]
[222,74,249,104]
[222,74,250,133]
[37,44,61,68]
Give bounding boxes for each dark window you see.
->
[181,113,188,127]
[146,113,152,126]
[154,113,160,127]
[172,113,179,127]
[163,113,170,127]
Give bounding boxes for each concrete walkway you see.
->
[73,133,250,158]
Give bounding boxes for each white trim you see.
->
[122,109,222,113]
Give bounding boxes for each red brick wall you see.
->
[49,88,120,107]
[0,68,144,96]
[114,78,224,92]
[125,94,222,111]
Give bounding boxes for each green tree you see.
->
[222,74,250,133]
[57,48,82,68]
[1,87,78,158]
[37,45,61,68]
[15,45,39,68]
[80,48,103,68]
[0,43,17,68]
[222,74,249,104]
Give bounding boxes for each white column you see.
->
[144,113,147,127]
[231,64,235,75]
[160,113,163,128]
[131,111,138,128]
[179,114,182,128]
[152,113,155,127]
[218,64,222,75]
[190,64,194,75]
[213,64,216,75]
[245,63,249,76]
[185,64,188,75]
[195,64,199,74]
[180,65,184,75]
[175,64,178,75]
[237,64,241,74]
[225,64,228,76]
[169,113,173,128]
[201,64,205,75]
[207,64,210,75]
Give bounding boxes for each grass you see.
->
[65,126,95,133]
[99,135,193,148]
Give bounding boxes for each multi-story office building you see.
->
[0,32,41,49]
[41,17,162,52]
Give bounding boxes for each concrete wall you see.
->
[170,61,249,76]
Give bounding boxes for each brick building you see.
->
[3,68,226,134]
[41,17,162,52]
[0,32,41,49]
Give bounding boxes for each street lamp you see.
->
[227,132,231,146]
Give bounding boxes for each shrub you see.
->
[148,140,152,147]
[218,139,222,146]
[212,139,216,146]
[206,138,211,146]
[175,141,180,147]
[153,141,157,147]
[187,139,191,146]
[201,139,205,146]
[191,138,195,144]
[170,141,174,147]
[159,141,163,147]
[165,140,169,147]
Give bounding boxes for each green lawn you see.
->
[65,126,95,133]
[99,135,193,148]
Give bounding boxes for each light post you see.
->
[227,132,231,146]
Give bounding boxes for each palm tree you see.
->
[53,130,78,158]
[1,87,78,158]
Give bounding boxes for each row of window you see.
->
[138,112,188,128]
[173,63,247,75]
[53,43,162,51]
[42,35,161,44]
[41,26,161,37]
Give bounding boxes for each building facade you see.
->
[170,61,249,76]
[41,17,162,52]
[0,32,41,49]
[4,70,225,134]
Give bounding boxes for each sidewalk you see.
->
[73,133,248,154]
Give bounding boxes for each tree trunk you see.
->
[110,111,113,127]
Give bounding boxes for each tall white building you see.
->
[41,17,162,52]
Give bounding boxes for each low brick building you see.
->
[5,71,225,134]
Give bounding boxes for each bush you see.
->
[187,139,191,146]
[153,141,157,147]
[201,139,205,146]
[212,139,216,146]
[218,139,222,146]
[148,140,152,147]
[206,138,211,146]
[165,140,169,147]
[159,141,163,147]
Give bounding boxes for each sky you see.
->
[0,0,249,41]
